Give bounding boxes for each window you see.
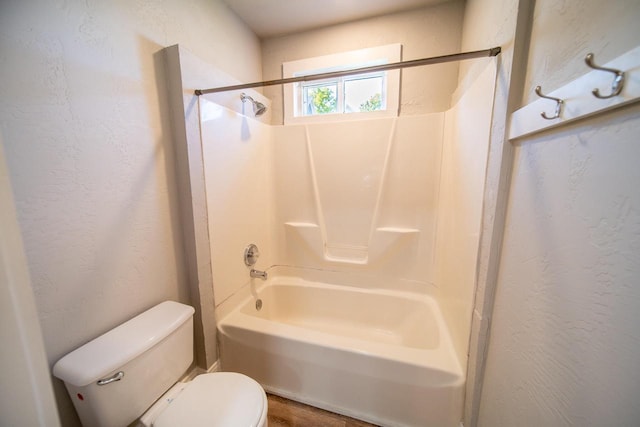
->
[298,72,386,116]
[283,45,401,124]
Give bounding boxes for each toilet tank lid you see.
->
[52,301,195,387]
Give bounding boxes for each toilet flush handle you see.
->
[97,371,124,386]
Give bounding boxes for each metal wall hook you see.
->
[535,86,563,120]
[585,53,625,99]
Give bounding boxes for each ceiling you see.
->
[222,0,450,38]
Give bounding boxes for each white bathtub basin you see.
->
[218,277,464,427]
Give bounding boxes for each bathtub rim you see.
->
[217,276,464,381]
[215,266,439,319]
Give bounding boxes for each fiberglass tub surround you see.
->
[200,59,497,427]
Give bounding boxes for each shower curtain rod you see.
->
[194,46,501,96]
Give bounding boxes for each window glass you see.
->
[297,73,385,117]
[303,83,338,115]
[344,75,385,113]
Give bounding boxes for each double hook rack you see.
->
[535,52,626,120]
[509,45,640,140]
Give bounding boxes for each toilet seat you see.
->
[151,372,267,427]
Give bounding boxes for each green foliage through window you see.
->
[310,87,337,114]
[359,93,382,112]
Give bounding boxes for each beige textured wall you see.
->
[478,1,640,426]
[261,1,466,124]
[0,1,261,425]
[521,0,640,106]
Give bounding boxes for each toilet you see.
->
[53,301,268,427]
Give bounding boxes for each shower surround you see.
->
[200,60,496,426]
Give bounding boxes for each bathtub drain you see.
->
[255,299,262,311]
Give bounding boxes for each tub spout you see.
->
[250,269,268,280]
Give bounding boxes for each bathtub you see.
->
[217,276,464,427]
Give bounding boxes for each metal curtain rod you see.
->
[194,46,501,96]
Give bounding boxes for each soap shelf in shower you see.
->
[284,222,324,259]
[509,45,640,141]
[284,222,419,265]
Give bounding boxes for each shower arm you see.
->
[195,47,501,96]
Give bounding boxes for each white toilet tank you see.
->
[53,301,195,427]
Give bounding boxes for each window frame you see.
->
[283,44,402,124]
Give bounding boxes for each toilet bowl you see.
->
[140,372,267,427]
[52,301,268,427]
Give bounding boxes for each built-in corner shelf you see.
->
[284,222,324,260]
[369,227,420,263]
[284,222,419,265]
[509,45,640,141]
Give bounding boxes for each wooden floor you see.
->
[267,394,380,427]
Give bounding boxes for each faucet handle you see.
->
[244,244,260,266]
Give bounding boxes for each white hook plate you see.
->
[509,45,640,141]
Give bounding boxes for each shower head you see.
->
[240,93,267,117]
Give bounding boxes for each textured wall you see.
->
[261,0,465,124]
[480,105,640,427]
[521,0,640,105]
[0,0,261,425]
[478,0,640,426]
